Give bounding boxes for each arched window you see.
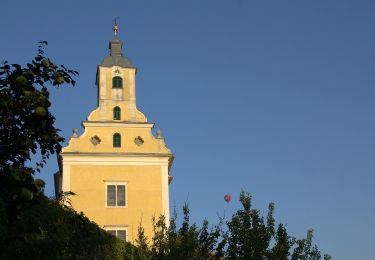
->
[113,106,121,120]
[112,76,123,89]
[113,133,121,148]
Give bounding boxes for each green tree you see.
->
[270,223,293,260]
[151,214,169,259]
[146,204,222,260]
[0,41,78,245]
[130,192,330,260]
[135,224,151,259]
[226,191,276,259]
[292,229,332,260]
[0,41,78,171]
[0,41,79,222]
[225,191,329,260]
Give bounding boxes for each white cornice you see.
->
[61,152,172,157]
[82,121,154,128]
[61,154,171,166]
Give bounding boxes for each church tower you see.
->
[54,22,174,242]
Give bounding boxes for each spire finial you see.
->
[113,17,119,37]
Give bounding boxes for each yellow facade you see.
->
[55,31,173,243]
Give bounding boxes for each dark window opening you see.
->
[113,106,121,120]
[113,133,121,147]
[112,76,123,89]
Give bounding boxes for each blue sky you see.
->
[1,0,375,258]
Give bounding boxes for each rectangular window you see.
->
[105,227,128,241]
[106,182,127,207]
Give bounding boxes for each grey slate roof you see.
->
[99,37,136,69]
[100,55,135,68]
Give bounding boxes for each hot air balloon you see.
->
[224,194,231,203]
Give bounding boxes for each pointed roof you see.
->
[99,21,136,69]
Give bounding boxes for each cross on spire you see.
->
[113,17,119,38]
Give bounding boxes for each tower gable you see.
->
[89,65,146,122]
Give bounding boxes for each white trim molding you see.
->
[82,121,154,128]
[61,164,71,192]
[61,154,171,166]
[161,164,170,224]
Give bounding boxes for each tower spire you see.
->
[109,18,122,57]
[113,17,119,38]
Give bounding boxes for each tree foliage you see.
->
[0,41,78,171]
[0,41,79,225]
[0,193,135,259]
[130,191,330,260]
